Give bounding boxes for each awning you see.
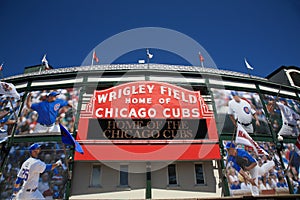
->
[74,142,220,161]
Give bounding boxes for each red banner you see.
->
[81,81,214,119]
[76,81,220,161]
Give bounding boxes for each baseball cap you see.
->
[231,91,238,96]
[0,116,9,123]
[29,143,41,152]
[268,96,275,101]
[47,91,60,97]
[279,97,286,102]
[0,99,8,103]
[225,142,236,149]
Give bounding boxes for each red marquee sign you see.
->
[75,81,220,161]
[81,81,214,119]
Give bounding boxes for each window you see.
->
[168,164,177,185]
[119,165,128,186]
[90,165,101,187]
[195,164,205,184]
[290,71,300,87]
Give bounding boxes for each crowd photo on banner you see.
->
[214,89,300,196]
[0,86,80,199]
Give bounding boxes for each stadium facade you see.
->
[0,63,300,199]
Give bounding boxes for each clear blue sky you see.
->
[0,0,300,78]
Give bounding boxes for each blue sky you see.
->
[0,0,300,78]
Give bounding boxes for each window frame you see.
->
[194,162,206,185]
[167,164,178,186]
[119,164,129,187]
[89,164,102,188]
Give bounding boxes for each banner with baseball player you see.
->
[16,88,79,135]
[0,81,20,99]
[211,89,271,135]
[265,94,300,138]
[0,142,71,199]
[0,88,81,199]
[275,136,300,194]
[223,121,292,196]
[0,82,20,144]
[223,138,287,197]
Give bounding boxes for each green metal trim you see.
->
[206,78,230,196]
[64,75,88,200]
[145,162,152,199]
[11,135,62,143]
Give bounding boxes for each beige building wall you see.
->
[152,161,216,192]
[71,161,217,196]
[71,162,146,195]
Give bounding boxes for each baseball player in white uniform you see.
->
[12,143,62,200]
[275,98,300,137]
[228,91,260,134]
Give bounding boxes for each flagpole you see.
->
[271,86,294,193]
[222,125,237,196]
[63,143,72,179]
[284,147,296,174]
[267,85,281,122]
[9,99,18,120]
[285,135,300,178]
[0,63,4,80]
[147,48,150,69]
[199,52,204,68]
[61,133,72,200]
[247,67,252,78]
[0,95,21,176]
[91,51,94,66]
[244,58,253,78]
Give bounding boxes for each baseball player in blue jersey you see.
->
[12,143,62,200]
[26,91,72,133]
[226,142,275,196]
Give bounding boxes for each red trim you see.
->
[207,118,218,139]
[74,143,220,161]
[77,118,89,140]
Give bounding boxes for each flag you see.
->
[0,82,20,99]
[199,52,204,62]
[199,52,204,67]
[244,58,254,70]
[146,49,153,59]
[59,123,84,154]
[295,134,300,156]
[42,54,50,69]
[93,51,99,63]
[235,124,269,156]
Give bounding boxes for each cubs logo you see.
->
[54,103,60,111]
[243,106,250,114]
